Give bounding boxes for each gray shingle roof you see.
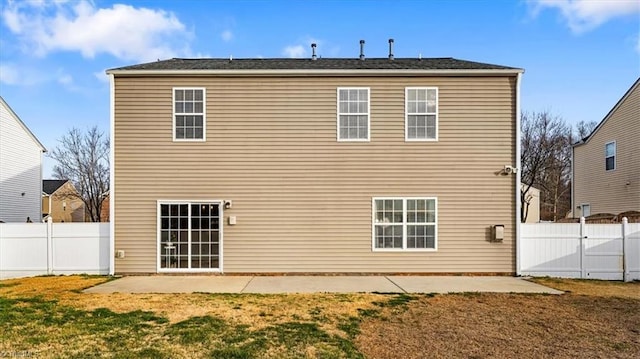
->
[109,57,520,72]
[43,180,68,195]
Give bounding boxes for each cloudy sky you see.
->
[0,0,638,177]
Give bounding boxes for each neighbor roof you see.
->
[108,57,522,73]
[43,180,69,195]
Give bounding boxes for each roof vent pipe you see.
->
[388,38,394,60]
[311,43,317,60]
[359,40,365,60]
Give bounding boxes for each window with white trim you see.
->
[337,88,369,141]
[605,141,615,171]
[405,87,438,141]
[174,88,205,140]
[373,198,437,250]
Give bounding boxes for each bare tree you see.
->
[50,127,109,222]
[574,120,598,141]
[521,113,599,222]
[520,111,571,222]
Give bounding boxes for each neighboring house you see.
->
[0,96,46,223]
[572,78,640,218]
[521,184,540,223]
[100,191,110,222]
[42,179,85,223]
[107,48,523,274]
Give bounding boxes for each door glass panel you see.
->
[160,202,220,270]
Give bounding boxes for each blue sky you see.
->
[1,0,639,177]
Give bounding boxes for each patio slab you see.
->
[83,275,252,294]
[242,275,402,294]
[83,275,563,295]
[388,276,563,294]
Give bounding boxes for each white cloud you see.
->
[94,71,110,83]
[282,37,324,58]
[1,0,192,62]
[529,0,640,33]
[0,64,21,85]
[0,62,89,89]
[221,30,233,42]
[282,45,306,58]
[57,73,73,85]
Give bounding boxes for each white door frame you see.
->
[156,200,223,273]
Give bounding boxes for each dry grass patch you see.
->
[356,280,640,359]
[530,277,640,299]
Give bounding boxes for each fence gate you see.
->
[583,224,623,280]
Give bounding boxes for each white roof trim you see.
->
[573,77,640,147]
[0,96,46,152]
[107,68,524,76]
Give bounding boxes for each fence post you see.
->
[622,217,629,282]
[580,217,586,279]
[46,217,53,275]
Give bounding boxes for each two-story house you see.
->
[572,78,639,218]
[0,96,46,223]
[107,48,523,274]
[42,179,86,222]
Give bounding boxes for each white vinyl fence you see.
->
[520,218,640,281]
[0,220,109,280]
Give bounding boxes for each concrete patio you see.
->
[83,275,564,294]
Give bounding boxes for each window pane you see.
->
[427,89,436,112]
[408,89,417,101]
[175,90,184,101]
[340,102,348,113]
[606,157,615,171]
[194,102,203,113]
[417,102,426,113]
[185,90,193,101]
[340,127,348,139]
[408,102,417,113]
[426,199,435,211]
[186,116,194,126]
[194,90,203,101]
[417,89,426,101]
[605,143,615,157]
[194,128,203,139]
[175,102,184,113]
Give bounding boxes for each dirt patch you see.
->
[356,293,640,359]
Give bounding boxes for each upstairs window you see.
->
[174,88,205,141]
[405,87,438,141]
[605,141,616,171]
[337,88,370,141]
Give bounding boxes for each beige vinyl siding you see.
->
[114,75,517,273]
[574,83,640,216]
